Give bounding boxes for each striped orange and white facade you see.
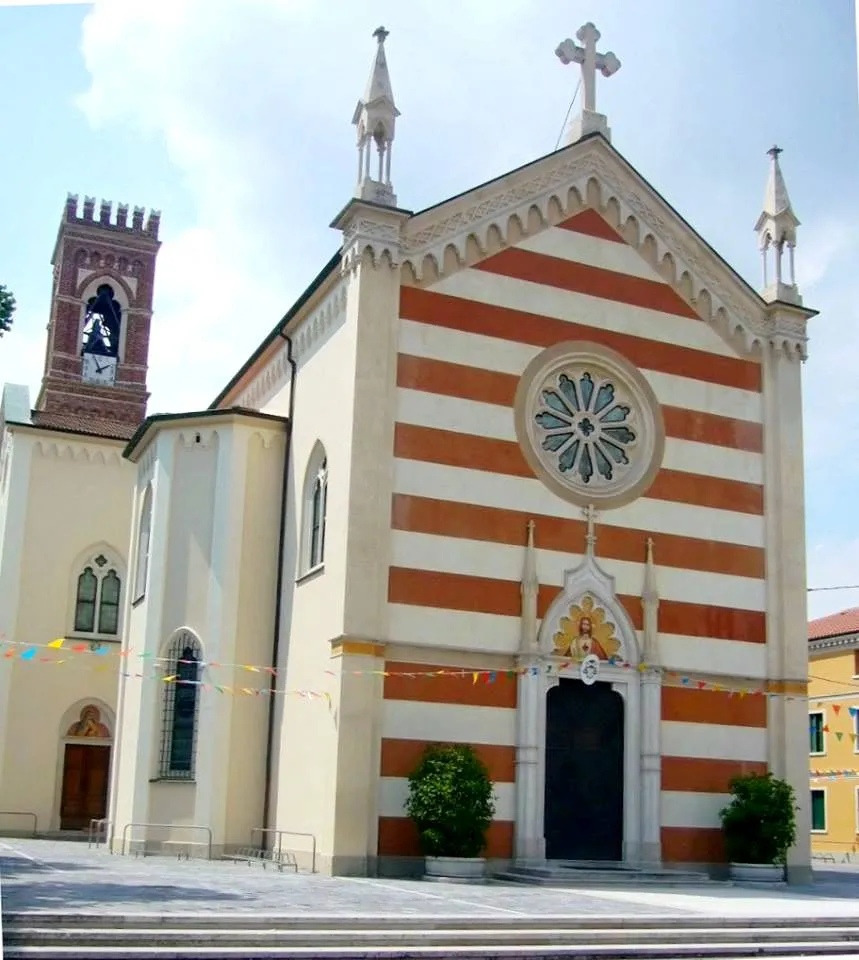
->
[216,133,813,879]
[378,206,770,866]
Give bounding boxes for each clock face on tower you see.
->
[81,354,117,386]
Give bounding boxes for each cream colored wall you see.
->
[109,434,174,843]
[0,428,134,833]
[267,279,353,870]
[223,430,284,850]
[109,416,285,856]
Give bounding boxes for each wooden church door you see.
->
[544,677,624,860]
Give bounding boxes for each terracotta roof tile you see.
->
[809,607,859,641]
[29,411,136,441]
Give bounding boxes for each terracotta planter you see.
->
[424,856,486,880]
[729,862,785,883]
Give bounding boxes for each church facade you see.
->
[0,24,814,880]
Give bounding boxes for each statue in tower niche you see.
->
[553,594,621,661]
[81,284,121,357]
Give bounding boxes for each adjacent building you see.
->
[808,608,859,859]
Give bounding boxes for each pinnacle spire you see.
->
[351,26,400,207]
[754,145,802,305]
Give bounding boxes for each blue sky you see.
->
[1,0,857,617]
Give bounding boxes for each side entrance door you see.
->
[60,743,110,830]
[544,678,624,861]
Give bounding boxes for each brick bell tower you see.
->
[33,194,162,440]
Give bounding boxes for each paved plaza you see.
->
[2,839,859,922]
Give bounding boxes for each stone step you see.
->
[4,939,859,959]
[5,920,859,959]
[7,924,859,947]
[10,914,859,932]
[7,914,859,933]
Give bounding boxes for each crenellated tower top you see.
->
[64,193,161,240]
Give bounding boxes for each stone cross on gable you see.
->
[555,22,621,116]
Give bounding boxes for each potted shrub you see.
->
[719,772,797,882]
[405,744,496,880]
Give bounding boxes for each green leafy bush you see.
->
[719,772,797,865]
[0,284,15,337]
[405,744,496,858]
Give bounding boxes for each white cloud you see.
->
[74,0,575,410]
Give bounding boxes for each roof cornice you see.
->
[809,634,859,654]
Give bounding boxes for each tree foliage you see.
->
[405,744,496,858]
[719,772,797,865]
[0,284,15,337]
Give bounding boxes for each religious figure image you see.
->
[552,594,621,661]
[66,704,110,739]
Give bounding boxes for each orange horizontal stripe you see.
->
[477,246,698,320]
[391,494,765,580]
[380,739,516,782]
[383,660,517,708]
[377,817,513,859]
[389,568,767,645]
[661,826,725,864]
[399,286,761,394]
[662,685,767,727]
[661,756,768,793]
[397,354,762,454]
[560,208,626,244]
[394,423,764,515]
[662,406,762,454]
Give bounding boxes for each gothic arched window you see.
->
[73,554,123,636]
[133,485,153,602]
[158,631,202,780]
[302,445,328,574]
[81,283,122,358]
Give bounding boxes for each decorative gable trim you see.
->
[400,138,807,360]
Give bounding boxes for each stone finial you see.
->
[583,503,598,557]
[555,22,621,144]
[351,26,400,207]
[520,520,539,651]
[643,537,659,604]
[755,145,802,305]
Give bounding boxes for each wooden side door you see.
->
[60,744,110,830]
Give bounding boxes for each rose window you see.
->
[514,342,665,510]
[534,371,637,485]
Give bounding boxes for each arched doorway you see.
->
[544,678,625,860]
[59,703,112,831]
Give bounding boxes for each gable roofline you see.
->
[408,131,813,319]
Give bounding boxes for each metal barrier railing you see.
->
[119,822,213,860]
[0,811,37,837]
[250,827,317,873]
[87,818,110,849]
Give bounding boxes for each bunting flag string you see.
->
[811,769,859,782]
[0,635,814,702]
